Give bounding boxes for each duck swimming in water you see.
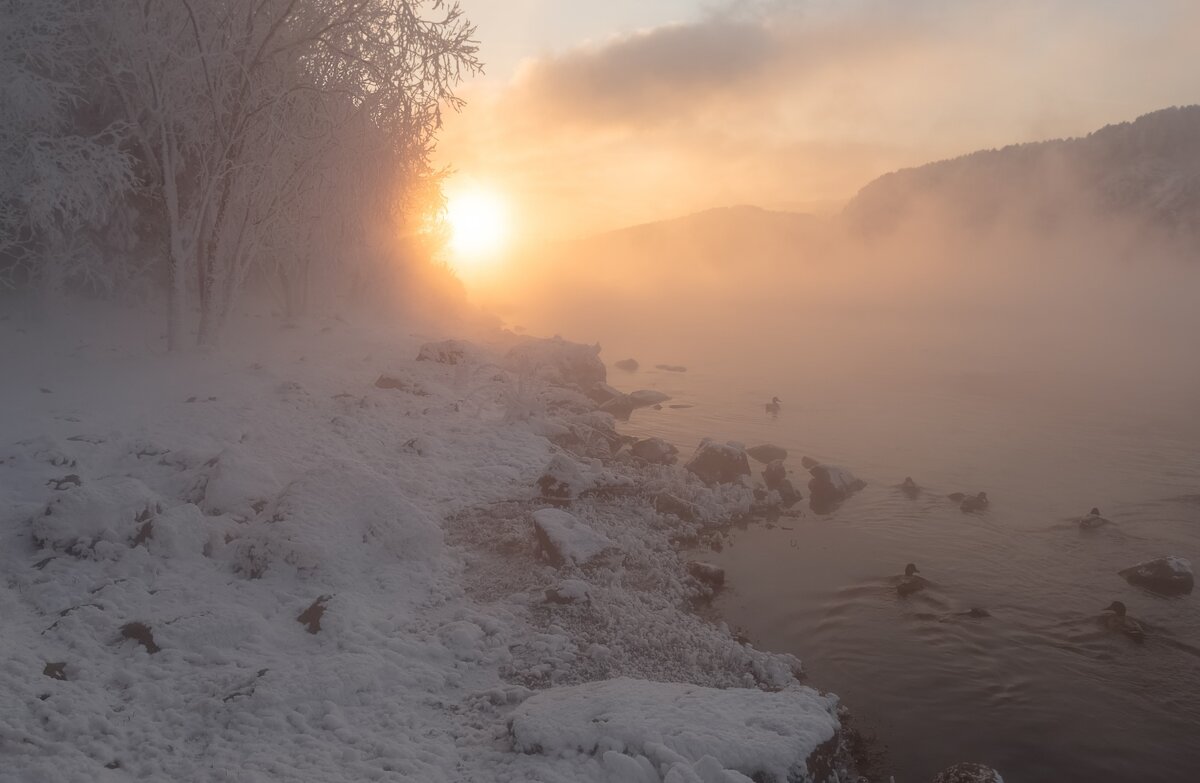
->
[959,491,989,513]
[1102,600,1145,642]
[896,562,929,596]
[765,397,781,415]
[1079,507,1111,529]
[899,476,921,499]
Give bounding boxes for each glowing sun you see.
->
[445,188,510,272]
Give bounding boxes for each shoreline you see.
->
[1,305,864,781]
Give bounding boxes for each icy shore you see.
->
[1,306,852,782]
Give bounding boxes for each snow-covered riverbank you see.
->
[1,304,852,783]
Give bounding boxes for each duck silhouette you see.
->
[959,491,989,513]
[1102,600,1145,642]
[765,397,781,415]
[899,476,922,499]
[1079,507,1111,529]
[896,563,930,596]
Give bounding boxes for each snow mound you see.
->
[506,336,606,390]
[32,476,161,558]
[416,338,480,364]
[203,443,283,514]
[510,677,840,783]
[532,508,615,566]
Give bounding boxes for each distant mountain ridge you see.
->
[842,105,1200,239]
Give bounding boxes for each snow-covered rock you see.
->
[416,338,479,364]
[545,578,592,604]
[532,508,615,566]
[685,440,751,486]
[655,492,703,523]
[509,677,840,783]
[631,437,679,465]
[537,454,590,500]
[687,561,725,589]
[203,443,283,515]
[1118,556,1194,595]
[506,336,606,390]
[932,762,1005,783]
[807,463,865,511]
[32,476,161,559]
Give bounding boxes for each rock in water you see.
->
[629,437,679,465]
[687,561,726,589]
[685,440,751,486]
[627,389,670,407]
[614,358,639,372]
[1118,556,1194,595]
[747,444,788,464]
[764,459,787,490]
[807,463,866,511]
[932,762,1005,783]
[585,382,624,405]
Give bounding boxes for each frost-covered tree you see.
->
[0,0,133,293]
[86,0,479,348]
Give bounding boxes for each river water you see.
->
[611,352,1200,782]
[498,232,1200,780]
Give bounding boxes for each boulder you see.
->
[531,508,614,567]
[932,762,1005,783]
[807,463,866,511]
[506,337,606,390]
[654,492,701,523]
[585,382,624,406]
[544,578,592,604]
[686,561,725,589]
[416,338,477,365]
[764,459,787,490]
[800,456,820,470]
[614,358,639,372]
[627,389,670,407]
[597,395,636,420]
[1118,556,1194,595]
[655,364,687,373]
[685,440,751,486]
[536,455,588,501]
[747,444,789,464]
[509,678,840,783]
[629,437,679,465]
[774,478,803,508]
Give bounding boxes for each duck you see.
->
[1102,600,1145,642]
[765,396,781,415]
[899,476,922,499]
[959,491,989,513]
[896,562,929,596]
[1079,507,1111,529]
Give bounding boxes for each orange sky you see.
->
[438,0,1200,246]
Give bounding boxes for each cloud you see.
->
[439,0,1200,239]
[511,17,778,125]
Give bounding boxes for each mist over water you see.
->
[489,212,1200,781]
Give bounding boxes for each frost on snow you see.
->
[510,677,840,783]
[0,309,840,782]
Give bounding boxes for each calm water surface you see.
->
[617,354,1200,782]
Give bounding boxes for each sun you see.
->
[445,187,510,274]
